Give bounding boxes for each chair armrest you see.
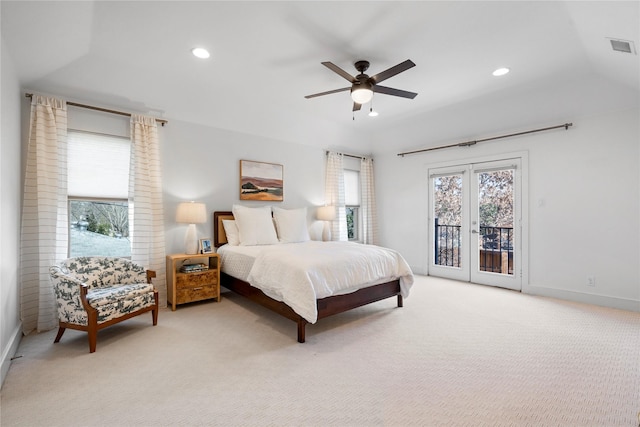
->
[51,270,85,305]
[78,283,95,313]
[146,270,156,284]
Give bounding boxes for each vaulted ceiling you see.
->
[2,1,638,155]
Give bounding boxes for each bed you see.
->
[213,208,414,343]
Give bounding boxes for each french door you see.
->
[428,158,523,290]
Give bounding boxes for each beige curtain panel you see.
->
[129,114,167,306]
[324,151,347,241]
[21,96,69,334]
[360,157,378,245]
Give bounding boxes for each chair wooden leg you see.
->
[152,290,159,326]
[54,327,66,343]
[87,311,98,353]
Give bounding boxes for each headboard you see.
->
[213,211,234,248]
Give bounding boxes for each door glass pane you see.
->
[434,174,463,268]
[477,169,514,275]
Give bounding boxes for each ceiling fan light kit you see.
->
[305,59,418,114]
[351,86,373,104]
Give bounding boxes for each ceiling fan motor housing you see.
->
[353,61,373,96]
[354,60,370,73]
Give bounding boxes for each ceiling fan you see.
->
[305,59,418,111]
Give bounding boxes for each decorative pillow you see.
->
[222,220,240,246]
[232,204,278,246]
[272,207,310,243]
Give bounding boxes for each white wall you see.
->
[1,36,24,387]
[375,108,640,311]
[160,119,326,255]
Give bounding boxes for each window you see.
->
[67,130,131,257]
[344,169,360,241]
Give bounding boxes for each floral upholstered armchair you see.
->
[50,257,159,353]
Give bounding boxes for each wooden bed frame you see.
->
[213,211,403,343]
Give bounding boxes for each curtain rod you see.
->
[325,151,372,161]
[25,93,168,126]
[397,122,573,157]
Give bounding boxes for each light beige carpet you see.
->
[1,276,639,426]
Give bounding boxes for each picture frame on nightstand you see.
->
[200,238,212,254]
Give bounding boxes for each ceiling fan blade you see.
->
[305,87,350,99]
[370,59,416,84]
[352,102,362,112]
[322,62,356,83]
[373,85,418,99]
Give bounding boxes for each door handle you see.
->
[471,229,479,234]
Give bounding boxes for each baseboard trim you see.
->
[524,285,640,312]
[1,322,23,390]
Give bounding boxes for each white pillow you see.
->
[222,220,240,246]
[272,207,310,243]
[232,204,278,246]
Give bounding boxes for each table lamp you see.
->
[317,205,336,241]
[176,201,207,254]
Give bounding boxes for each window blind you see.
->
[67,130,130,198]
[344,169,360,206]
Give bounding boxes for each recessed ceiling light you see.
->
[492,67,510,77]
[191,48,210,59]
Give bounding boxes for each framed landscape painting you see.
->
[239,160,283,201]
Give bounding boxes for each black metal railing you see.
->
[434,218,462,267]
[434,219,513,273]
[478,226,514,274]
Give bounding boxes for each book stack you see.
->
[180,263,209,273]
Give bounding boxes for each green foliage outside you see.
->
[84,213,109,236]
[346,207,355,239]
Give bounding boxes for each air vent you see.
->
[608,38,636,54]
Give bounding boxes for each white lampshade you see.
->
[176,202,207,255]
[176,202,206,224]
[317,206,336,221]
[351,87,373,104]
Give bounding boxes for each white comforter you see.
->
[242,241,414,323]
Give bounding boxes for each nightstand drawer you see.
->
[176,284,217,304]
[176,271,218,289]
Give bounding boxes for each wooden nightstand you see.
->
[166,253,221,311]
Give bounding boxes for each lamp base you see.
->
[322,221,332,242]
[184,224,199,255]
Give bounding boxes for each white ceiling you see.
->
[2,1,639,155]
